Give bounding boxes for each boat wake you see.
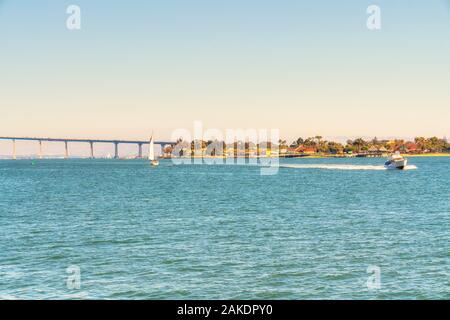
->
[281,164,418,171]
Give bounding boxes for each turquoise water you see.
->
[0,157,448,299]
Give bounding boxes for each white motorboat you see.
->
[384,152,407,170]
[149,135,159,167]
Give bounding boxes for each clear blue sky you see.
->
[1,0,449,152]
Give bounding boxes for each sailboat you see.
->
[149,135,159,167]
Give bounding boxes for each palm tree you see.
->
[278,139,287,148]
[315,136,323,146]
[372,137,379,146]
[304,137,316,147]
[352,138,367,153]
[327,142,344,154]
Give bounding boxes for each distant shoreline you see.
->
[403,153,450,157]
[1,153,449,161]
[298,153,450,158]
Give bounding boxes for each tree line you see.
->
[287,136,449,154]
[168,136,449,155]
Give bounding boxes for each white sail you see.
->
[148,136,155,161]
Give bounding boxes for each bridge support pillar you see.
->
[138,143,143,159]
[114,143,119,159]
[12,139,16,160]
[90,142,95,159]
[39,140,43,159]
[64,141,69,159]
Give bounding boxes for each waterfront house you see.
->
[294,145,316,155]
[405,142,419,153]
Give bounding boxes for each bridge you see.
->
[0,137,174,159]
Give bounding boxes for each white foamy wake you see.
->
[280,164,418,171]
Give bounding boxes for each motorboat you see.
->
[384,152,407,170]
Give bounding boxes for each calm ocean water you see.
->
[0,157,448,300]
